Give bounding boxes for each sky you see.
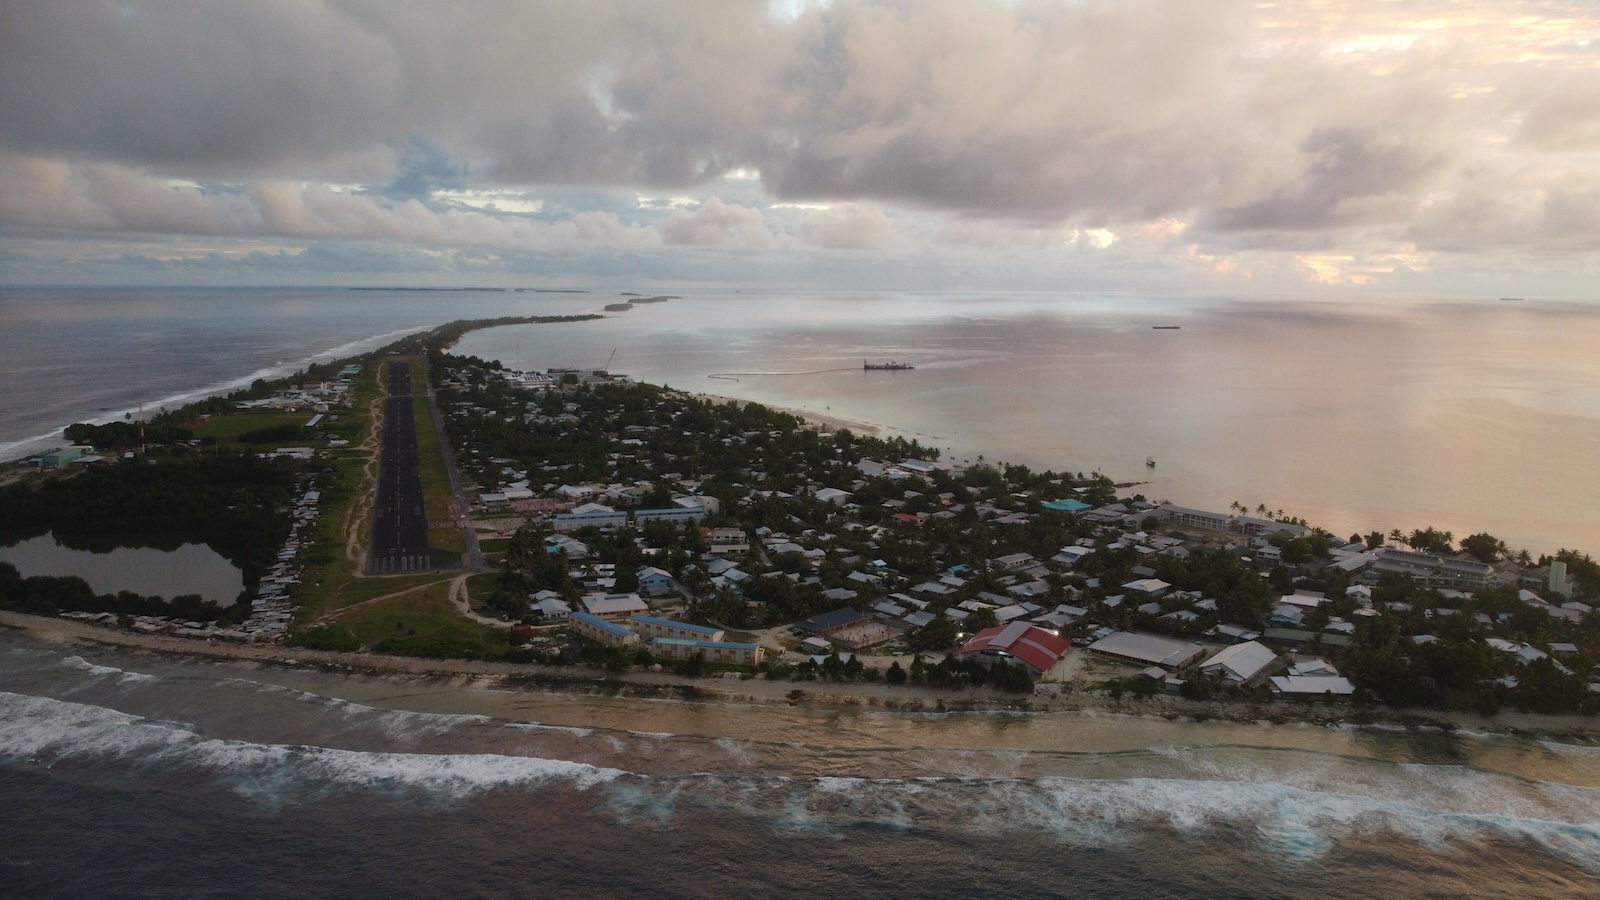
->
[3,0,1599,295]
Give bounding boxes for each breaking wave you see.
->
[60,655,155,684]
[4,684,1599,871]
[0,692,624,802]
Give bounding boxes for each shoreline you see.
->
[6,609,1596,742]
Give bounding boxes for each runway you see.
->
[367,362,460,574]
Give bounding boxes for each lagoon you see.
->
[0,533,244,605]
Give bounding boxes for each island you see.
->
[2,315,1597,731]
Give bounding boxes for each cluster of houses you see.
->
[232,370,358,414]
[234,485,323,640]
[1085,629,1353,698]
[430,358,1595,696]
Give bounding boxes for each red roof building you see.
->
[953,622,1071,677]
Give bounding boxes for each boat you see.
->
[863,360,914,370]
[1146,457,1156,468]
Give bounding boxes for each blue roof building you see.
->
[571,611,639,647]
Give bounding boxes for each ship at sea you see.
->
[863,360,914,370]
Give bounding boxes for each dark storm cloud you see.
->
[1202,128,1447,233]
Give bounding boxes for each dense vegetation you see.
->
[0,561,248,624]
[0,453,301,589]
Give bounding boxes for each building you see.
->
[26,446,86,467]
[553,508,630,531]
[813,487,853,505]
[953,622,1071,677]
[531,597,572,619]
[650,638,763,667]
[1122,578,1172,598]
[794,607,869,636]
[630,615,724,643]
[1269,675,1355,697]
[1197,640,1281,684]
[636,566,675,596]
[1152,504,1229,531]
[581,592,649,620]
[1088,631,1205,670]
[991,552,1036,570]
[634,506,705,524]
[1367,549,1493,590]
[570,611,639,647]
[1042,498,1093,513]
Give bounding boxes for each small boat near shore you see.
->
[863,360,914,370]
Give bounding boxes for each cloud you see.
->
[2,1,1600,290]
[796,204,892,250]
[659,199,774,248]
[1202,127,1447,233]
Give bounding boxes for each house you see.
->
[1211,624,1262,643]
[814,487,854,505]
[636,566,675,596]
[1277,590,1326,609]
[545,535,591,560]
[991,552,1036,570]
[1051,546,1094,567]
[1122,578,1171,598]
[531,597,572,619]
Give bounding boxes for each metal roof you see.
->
[795,607,868,633]
[954,622,1070,674]
[1088,631,1204,669]
[631,615,719,636]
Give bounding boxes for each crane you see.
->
[600,348,617,375]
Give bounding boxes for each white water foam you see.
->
[60,655,156,684]
[6,687,1598,869]
[0,692,625,801]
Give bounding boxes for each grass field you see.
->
[327,582,510,657]
[412,391,455,522]
[189,411,308,447]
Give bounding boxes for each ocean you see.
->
[4,285,1600,896]
[3,287,1599,555]
[2,631,1598,897]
